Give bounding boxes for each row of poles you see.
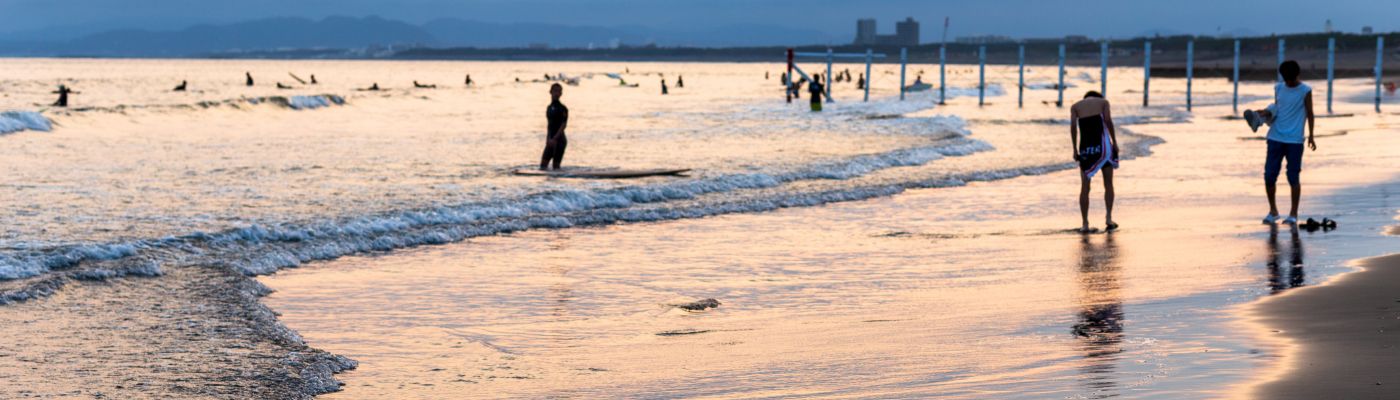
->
[813,36,1388,113]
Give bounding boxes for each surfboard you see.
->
[514,168,691,179]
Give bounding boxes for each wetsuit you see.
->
[246,73,254,87]
[1076,114,1117,178]
[53,88,70,107]
[808,81,825,111]
[540,99,568,170]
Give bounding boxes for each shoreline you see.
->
[1247,250,1400,398]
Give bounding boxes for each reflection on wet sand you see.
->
[1266,225,1306,294]
[1072,234,1124,396]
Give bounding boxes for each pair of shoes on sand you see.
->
[1298,217,1338,232]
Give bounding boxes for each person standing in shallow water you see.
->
[808,74,826,112]
[52,85,77,107]
[540,83,569,171]
[1070,91,1119,233]
[245,72,254,87]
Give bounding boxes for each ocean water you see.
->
[3,58,1399,397]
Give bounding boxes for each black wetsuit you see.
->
[1076,114,1113,173]
[808,81,824,104]
[540,99,568,170]
[246,73,254,87]
[53,88,71,107]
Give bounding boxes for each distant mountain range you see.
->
[0,16,842,57]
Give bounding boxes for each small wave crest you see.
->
[0,111,52,135]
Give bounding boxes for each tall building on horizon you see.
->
[852,17,920,47]
[855,19,878,46]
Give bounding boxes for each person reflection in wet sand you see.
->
[1266,225,1306,293]
[1072,234,1123,394]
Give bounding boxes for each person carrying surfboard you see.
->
[540,83,569,171]
[1070,91,1119,233]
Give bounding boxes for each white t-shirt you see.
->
[1266,82,1310,144]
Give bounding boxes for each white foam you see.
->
[0,111,52,135]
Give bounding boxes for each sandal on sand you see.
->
[1283,216,1298,225]
[1262,214,1280,224]
[1105,222,1119,232]
[1078,227,1098,234]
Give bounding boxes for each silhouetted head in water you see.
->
[1084,91,1104,99]
[310,75,317,84]
[550,83,563,101]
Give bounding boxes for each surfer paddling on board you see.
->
[540,83,569,171]
[1070,91,1119,233]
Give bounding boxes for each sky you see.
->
[4,0,1397,41]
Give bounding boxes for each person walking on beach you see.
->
[1070,91,1119,233]
[808,74,826,112]
[1243,61,1316,225]
[540,83,569,171]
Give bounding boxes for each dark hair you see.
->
[1279,60,1301,82]
[550,83,563,91]
[1083,91,1103,99]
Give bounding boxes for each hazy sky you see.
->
[5,0,1396,40]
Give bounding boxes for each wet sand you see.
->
[0,266,354,398]
[1249,252,1400,399]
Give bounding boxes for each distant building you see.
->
[855,19,878,46]
[955,35,1015,45]
[1363,26,1374,34]
[852,17,920,47]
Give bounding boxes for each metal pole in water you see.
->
[1376,36,1385,113]
[939,45,947,105]
[1018,44,1025,108]
[826,48,833,102]
[1186,40,1194,111]
[1143,40,1151,107]
[1233,40,1240,114]
[1100,41,1108,97]
[1278,38,1285,83]
[979,45,987,106]
[1328,37,1335,114]
[899,47,908,101]
[864,48,873,102]
[1058,44,1066,107]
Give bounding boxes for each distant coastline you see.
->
[16,32,1400,82]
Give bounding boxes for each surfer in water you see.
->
[465,74,474,86]
[857,73,865,90]
[661,79,669,95]
[246,72,254,87]
[540,83,569,171]
[413,81,437,89]
[808,74,826,112]
[173,80,188,91]
[1070,91,1119,233]
[276,82,292,89]
[677,75,684,88]
[310,75,318,84]
[51,85,78,107]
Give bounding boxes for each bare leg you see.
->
[1102,167,1115,226]
[1265,181,1279,217]
[1079,173,1091,231]
[1289,183,1301,219]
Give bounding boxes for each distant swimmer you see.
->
[766,71,770,80]
[358,83,381,91]
[173,80,188,91]
[540,83,569,171]
[465,74,474,86]
[780,72,788,86]
[310,74,318,84]
[661,79,669,95]
[276,82,292,89]
[914,75,924,85]
[857,73,865,90]
[51,84,78,107]
[677,75,684,88]
[808,74,826,112]
[246,72,254,87]
[1070,91,1120,233]
[516,77,522,83]
[413,80,437,89]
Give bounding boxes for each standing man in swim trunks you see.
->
[1244,61,1315,225]
[540,83,568,171]
[808,74,826,112]
[1070,91,1119,233]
